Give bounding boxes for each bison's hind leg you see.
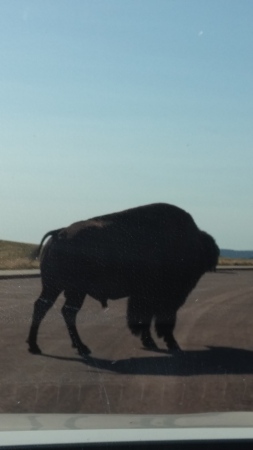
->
[27,286,61,354]
[62,289,91,356]
[155,311,181,352]
[127,295,158,350]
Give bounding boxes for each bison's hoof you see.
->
[28,345,42,355]
[77,345,91,357]
[142,338,158,350]
[168,343,181,352]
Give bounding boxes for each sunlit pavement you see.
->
[0,271,253,414]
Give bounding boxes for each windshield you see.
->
[0,0,253,436]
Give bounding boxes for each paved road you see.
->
[0,271,253,414]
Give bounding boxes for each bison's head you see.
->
[200,231,220,272]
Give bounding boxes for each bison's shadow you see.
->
[42,346,253,376]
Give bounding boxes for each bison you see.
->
[27,203,219,356]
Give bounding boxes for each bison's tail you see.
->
[29,228,63,260]
[30,246,41,261]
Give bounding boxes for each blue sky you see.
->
[0,0,252,249]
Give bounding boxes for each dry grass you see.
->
[218,257,253,266]
[0,240,39,270]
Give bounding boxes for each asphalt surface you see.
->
[0,270,253,414]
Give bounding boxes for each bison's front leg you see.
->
[62,289,91,356]
[155,311,181,351]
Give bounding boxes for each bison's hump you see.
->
[64,203,195,236]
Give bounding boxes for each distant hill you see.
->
[0,240,39,270]
[220,249,253,259]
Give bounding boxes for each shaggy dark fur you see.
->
[27,203,219,356]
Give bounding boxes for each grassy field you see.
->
[0,240,39,270]
[0,240,252,270]
[218,257,253,266]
